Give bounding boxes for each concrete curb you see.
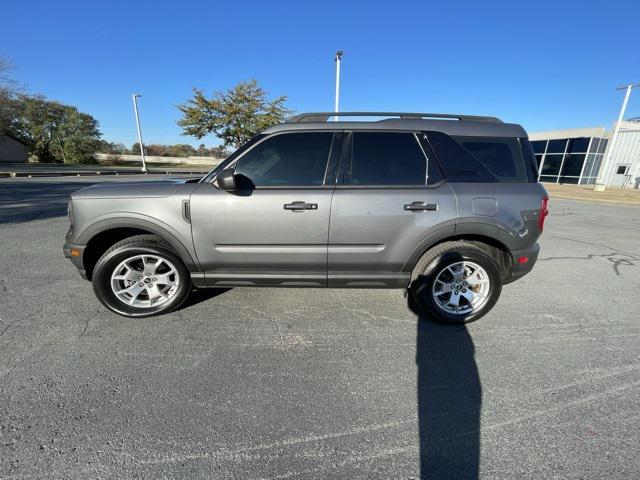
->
[549,193,640,206]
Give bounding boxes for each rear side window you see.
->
[519,138,540,181]
[425,131,496,182]
[234,132,333,187]
[426,131,529,183]
[341,132,427,186]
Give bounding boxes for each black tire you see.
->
[409,241,503,324]
[92,234,192,318]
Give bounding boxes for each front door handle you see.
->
[404,201,438,212]
[284,201,318,211]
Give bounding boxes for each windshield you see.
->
[199,135,266,183]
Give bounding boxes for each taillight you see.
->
[538,197,549,232]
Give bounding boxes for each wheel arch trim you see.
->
[402,221,514,274]
[76,215,198,271]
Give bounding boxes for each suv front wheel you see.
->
[410,241,503,324]
[92,235,192,317]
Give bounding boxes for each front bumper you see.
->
[63,242,88,280]
[504,243,540,284]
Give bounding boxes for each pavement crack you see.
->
[222,304,285,341]
[0,305,44,336]
[538,251,639,276]
[334,291,414,325]
[78,318,90,338]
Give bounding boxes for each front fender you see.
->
[75,213,198,271]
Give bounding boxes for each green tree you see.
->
[10,95,102,163]
[176,79,291,149]
[209,145,230,158]
[54,108,102,164]
[98,140,126,154]
[169,144,196,157]
[130,142,142,155]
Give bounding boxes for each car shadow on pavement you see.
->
[182,287,231,309]
[410,297,481,479]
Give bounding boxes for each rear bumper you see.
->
[63,242,88,280]
[505,243,540,284]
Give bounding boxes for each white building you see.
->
[529,119,640,189]
[598,119,640,189]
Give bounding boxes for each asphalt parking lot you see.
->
[1,177,639,479]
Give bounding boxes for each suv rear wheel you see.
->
[92,235,192,317]
[410,241,502,324]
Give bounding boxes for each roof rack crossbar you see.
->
[289,112,502,123]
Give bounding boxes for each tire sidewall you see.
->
[411,248,502,324]
[93,242,191,318]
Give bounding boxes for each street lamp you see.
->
[595,83,639,191]
[334,50,343,121]
[131,93,148,173]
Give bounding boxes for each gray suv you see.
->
[64,112,548,324]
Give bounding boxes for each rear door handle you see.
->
[404,201,438,212]
[284,201,318,211]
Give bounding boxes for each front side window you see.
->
[341,132,427,186]
[233,132,334,187]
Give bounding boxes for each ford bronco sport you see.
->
[64,112,548,324]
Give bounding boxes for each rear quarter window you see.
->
[426,131,529,183]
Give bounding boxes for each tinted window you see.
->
[546,139,567,153]
[234,132,333,187]
[455,136,528,182]
[343,132,426,186]
[560,154,585,177]
[540,154,563,176]
[416,134,445,185]
[535,154,543,168]
[560,177,580,184]
[426,131,496,182]
[203,134,265,183]
[532,140,547,154]
[519,138,539,181]
[569,137,590,153]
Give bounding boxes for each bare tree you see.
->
[0,57,20,133]
[0,57,19,91]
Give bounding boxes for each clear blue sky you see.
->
[2,0,639,148]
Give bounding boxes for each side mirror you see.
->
[216,168,236,191]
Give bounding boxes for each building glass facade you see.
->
[532,136,608,185]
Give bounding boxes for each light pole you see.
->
[595,83,639,191]
[334,50,343,121]
[131,94,148,173]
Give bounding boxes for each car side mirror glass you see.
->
[216,168,236,191]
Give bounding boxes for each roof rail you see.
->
[289,112,502,123]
